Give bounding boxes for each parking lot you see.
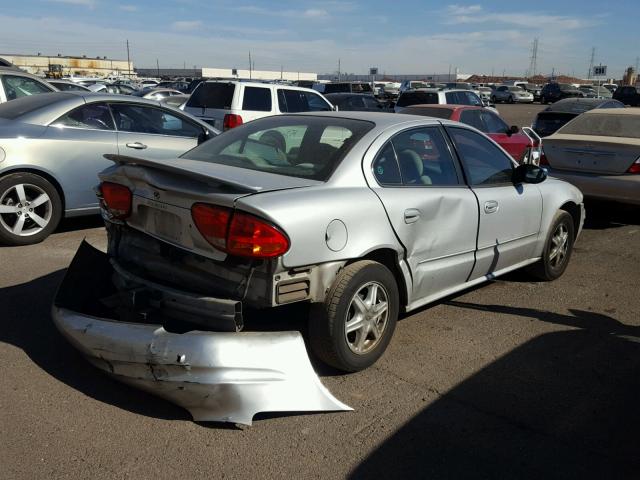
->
[0,103,639,479]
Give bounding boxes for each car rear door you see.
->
[446,126,543,278]
[44,101,118,210]
[365,125,479,308]
[109,102,203,159]
[479,109,529,161]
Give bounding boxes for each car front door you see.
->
[45,102,118,210]
[109,103,203,159]
[446,126,542,279]
[365,125,479,308]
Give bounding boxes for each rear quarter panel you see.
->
[235,185,401,268]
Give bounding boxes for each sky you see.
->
[0,0,638,78]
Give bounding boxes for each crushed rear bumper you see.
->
[52,241,351,425]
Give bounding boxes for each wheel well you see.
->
[560,201,581,238]
[354,248,408,307]
[0,168,66,213]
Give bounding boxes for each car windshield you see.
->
[478,87,492,92]
[559,113,640,139]
[523,83,538,89]
[181,115,374,181]
[0,92,64,120]
[559,84,578,91]
[508,87,524,92]
[397,91,439,107]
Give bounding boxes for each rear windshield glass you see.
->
[559,114,640,139]
[186,82,235,109]
[181,115,374,181]
[0,92,64,120]
[397,91,439,107]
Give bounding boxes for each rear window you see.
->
[181,115,374,181]
[0,92,63,120]
[186,82,235,109]
[242,86,272,112]
[397,91,439,107]
[403,107,453,119]
[559,114,640,139]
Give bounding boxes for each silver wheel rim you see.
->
[0,183,52,237]
[344,281,389,355]
[549,223,569,268]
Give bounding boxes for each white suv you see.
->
[184,81,333,130]
[394,88,487,113]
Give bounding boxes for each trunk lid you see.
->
[101,154,320,259]
[543,135,640,174]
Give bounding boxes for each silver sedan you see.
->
[0,92,218,245]
[53,112,584,424]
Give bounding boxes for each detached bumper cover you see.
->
[52,242,351,425]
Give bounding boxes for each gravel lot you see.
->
[1,104,639,479]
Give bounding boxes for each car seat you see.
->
[398,149,432,185]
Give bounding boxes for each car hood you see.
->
[0,119,48,139]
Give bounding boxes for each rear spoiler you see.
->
[103,154,261,194]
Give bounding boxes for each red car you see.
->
[403,105,538,163]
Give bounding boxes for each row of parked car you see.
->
[0,66,637,247]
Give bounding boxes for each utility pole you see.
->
[636,56,639,74]
[156,58,159,77]
[126,39,131,78]
[338,58,341,81]
[249,51,252,79]
[280,65,283,80]
[588,47,595,79]
[528,37,538,79]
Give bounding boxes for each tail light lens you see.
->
[223,114,243,130]
[100,182,132,219]
[627,157,640,174]
[191,203,231,250]
[191,204,289,258]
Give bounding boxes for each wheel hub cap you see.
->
[344,282,389,355]
[0,183,52,237]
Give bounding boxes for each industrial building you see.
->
[0,53,133,78]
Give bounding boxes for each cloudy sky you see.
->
[0,0,637,78]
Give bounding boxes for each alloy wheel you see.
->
[0,183,52,237]
[344,282,389,355]
[549,223,569,268]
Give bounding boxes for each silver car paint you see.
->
[55,112,584,423]
[0,92,218,215]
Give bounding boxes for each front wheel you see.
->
[491,95,497,104]
[0,173,62,246]
[507,95,514,104]
[527,210,575,281]
[309,260,399,372]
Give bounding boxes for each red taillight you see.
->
[191,203,231,250]
[227,211,289,258]
[191,204,289,258]
[223,114,243,130]
[100,182,132,219]
[627,158,640,174]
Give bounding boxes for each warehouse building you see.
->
[0,53,133,78]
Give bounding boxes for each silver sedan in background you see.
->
[0,92,218,245]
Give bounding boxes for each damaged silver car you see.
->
[53,112,584,424]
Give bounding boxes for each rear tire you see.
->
[309,260,399,372]
[491,95,497,104]
[527,210,575,281]
[507,95,514,104]
[0,173,62,246]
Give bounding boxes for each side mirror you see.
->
[506,125,519,136]
[513,163,547,184]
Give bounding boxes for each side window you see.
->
[464,92,482,106]
[373,143,402,185]
[242,87,272,112]
[363,96,381,109]
[110,104,202,137]
[347,96,365,109]
[278,90,305,112]
[277,89,287,112]
[448,127,514,186]
[303,91,331,111]
[53,103,114,130]
[480,111,509,134]
[1,75,52,100]
[445,91,459,104]
[459,110,485,131]
[390,127,460,186]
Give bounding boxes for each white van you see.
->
[184,81,334,130]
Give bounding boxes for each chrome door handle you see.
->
[404,208,421,224]
[126,142,147,150]
[484,201,499,214]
